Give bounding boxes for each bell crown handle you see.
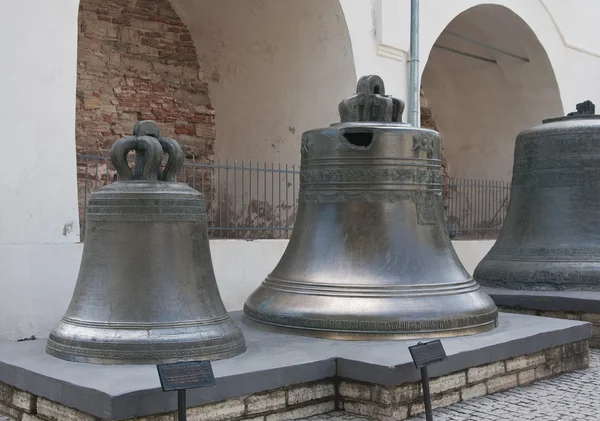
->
[109,121,185,181]
[567,100,595,117]
[338,75,405,123]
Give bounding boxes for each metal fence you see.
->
[76,154,510,240]
[445,178,511,239]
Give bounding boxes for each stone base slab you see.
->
[485,287,600,347]
[0,311,591,421]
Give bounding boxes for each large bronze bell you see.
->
[475,101,600,291]
[46,121,246,364]
[244,76,498,340]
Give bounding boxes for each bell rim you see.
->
[242,312,498,341]
[44,341,247,365]
[45,316,247,364]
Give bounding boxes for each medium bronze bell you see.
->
[46,121,246,364]
[244,76,498,340]
[475,101,600,291]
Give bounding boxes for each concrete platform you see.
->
[0,311,591,420]
[485,287,600,313]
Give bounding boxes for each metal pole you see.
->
[178,390,187,421]
[408,0,420,127]
[421,366,433,421]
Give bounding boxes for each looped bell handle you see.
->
[157,137,184,182]
[132,121,185,181]
[110,134,163,181]
[110,120,187,181]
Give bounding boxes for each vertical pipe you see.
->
[408,0,420,127]
[271,163,275,239]
[234,161,237,238]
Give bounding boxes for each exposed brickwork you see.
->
[75,0,216,237]
[299,350,600,421]
[0,379,336,421]
[0,342,588,421]
[337,340,589,421]
[76,0,214,159]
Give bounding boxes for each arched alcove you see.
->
[421,4,563,238]
[74,0,356,239]
[171,0,356,165]
[421,4,563,182]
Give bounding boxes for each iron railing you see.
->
[445,178,511,239]
[76,154,510,241]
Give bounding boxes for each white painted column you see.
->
[0,0,82,341]
[0,0,80,244]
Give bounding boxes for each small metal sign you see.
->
[157,361,216,392]
[408,340,447,421]
[408,339,447,369]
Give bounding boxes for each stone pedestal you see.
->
[0,312,591,421]
[485,287,600,348]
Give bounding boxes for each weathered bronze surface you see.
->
[243,76,498,340]
[46,121,246,364]
[475,102,600,291]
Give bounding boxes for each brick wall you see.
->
[75,0,215,236]
[76,0,214,159]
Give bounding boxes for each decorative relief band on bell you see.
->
[513,156,600,172]
[482,246,600,261]
[299,167,442,185]
[243,304,497,333]
[476,269,600,291]
[298,189,442,203]
[515,132,600,155]
[511,168,600,187]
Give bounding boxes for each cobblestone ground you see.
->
[301,350,600,421]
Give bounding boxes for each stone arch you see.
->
[170,0,357,165]
[421,3,563,182]
[74,0,356,238]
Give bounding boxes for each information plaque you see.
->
[157,361,216,392]
[408,339,447,369]
[157,361,216,421]
[407,340,448,421]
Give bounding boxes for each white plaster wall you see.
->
[422,5,564,181]
[0,239,493,342]
[171,0,357,167]
[339,0,410,102]
[0,0,80,244]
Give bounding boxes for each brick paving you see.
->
[301,350,600,421]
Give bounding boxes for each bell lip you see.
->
[242,313,499,341]
[44,316,247,365]
[44,342,247,365]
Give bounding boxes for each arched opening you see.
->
[421,4,562,238]
[75,0,356,239]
